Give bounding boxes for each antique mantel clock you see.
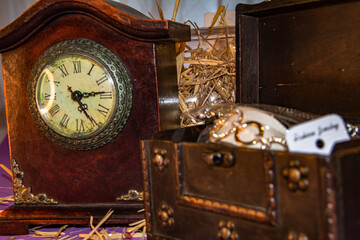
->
[0,0,189,234]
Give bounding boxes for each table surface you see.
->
[0,135,146,240]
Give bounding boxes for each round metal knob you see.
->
[287,231,308,240]
[283,160,309,192]
[160,211,169,221]
[154,154,164,166]
[289,168,301,182]
[217,220,239,240]
[202,151,234,167]
[152,148,169,172]
[157,202,174,229]
[219,227,231,239]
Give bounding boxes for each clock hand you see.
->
[76,99,88,114]
[68,86,97,126]
[76,100,96,125]
[82,91,106,98]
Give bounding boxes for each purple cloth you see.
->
[0,135,10,167]
[0,135,10,172]
[0,135,13,211]
[0,227,146,239]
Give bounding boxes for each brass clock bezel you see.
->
[28,38,132,150]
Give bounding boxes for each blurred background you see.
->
[0,0,262,145]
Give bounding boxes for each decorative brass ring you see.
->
[267,136,288,150]
[235,121,264,145]
[210,110,244,140]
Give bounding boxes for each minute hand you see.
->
[82,91,105,98]
[76,100,97,126]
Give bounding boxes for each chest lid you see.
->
[236,0,360,122]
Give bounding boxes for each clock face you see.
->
[28,39,132,150]
[36,54,116,139]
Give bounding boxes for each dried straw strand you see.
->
[178,6,236,127]
[0,164,12,177]
[0,195,13,205]
[90,216,104,240]
[83,209,114,240]
[208,6,225,35]
[172,0,180,21]
[155,0,165,20]
[54,225,69,238]
[148,11,156,20]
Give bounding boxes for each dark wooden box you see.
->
[236,0,360,122]
[141,0,360,239]
[141,128,360,240]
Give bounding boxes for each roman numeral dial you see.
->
[35,54,116,141]
[31,39,132,150]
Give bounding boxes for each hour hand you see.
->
[82,91,105,98]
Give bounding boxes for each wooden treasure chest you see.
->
[141,0,360,239]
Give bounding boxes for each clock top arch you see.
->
[0,0,190,52]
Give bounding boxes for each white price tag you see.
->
[286,114,350,156]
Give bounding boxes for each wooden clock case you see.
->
[0,0,189,234]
